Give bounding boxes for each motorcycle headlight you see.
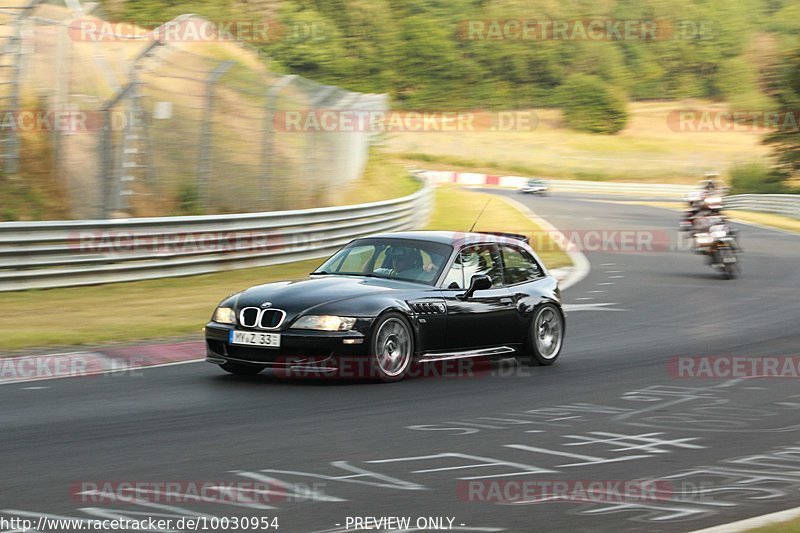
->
[213,307,237,324]
[292,315,357,331]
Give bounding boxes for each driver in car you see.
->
[374,247,437,282]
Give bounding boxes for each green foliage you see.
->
[763,46,800,180]
[716,57,777,111]
[177,181,203,215]
[558,74,629,134]
[97,0,799,127]
[728,162,787,194]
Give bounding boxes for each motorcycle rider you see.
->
[682,172,724,232]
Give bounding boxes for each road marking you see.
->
[608,275,625,279]
[563,303,627,312]
[572,297,594,301]
[505,444,649,467]
[587,290,606,293]
[22,386,48,390]
[600,263,616,266]
[604,270,623,273]
[597,282,614,286]
[564,432,705,453]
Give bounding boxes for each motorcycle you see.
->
[691,215,740,279]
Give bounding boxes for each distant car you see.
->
[205,231,565,382]
[518,178,548,195]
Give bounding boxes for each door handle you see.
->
[500,297,514,305]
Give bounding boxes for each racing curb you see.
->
[499,195,591,291]
[0,341,205,385]
[688,505,800,533]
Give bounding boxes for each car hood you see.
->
[234,275,422,321]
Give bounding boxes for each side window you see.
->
[501,245,543,285]
[460,244,503,287]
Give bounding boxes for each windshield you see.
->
[313,238,453,285]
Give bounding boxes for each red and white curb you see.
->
[416,169,693,199]
[0,341,204,385]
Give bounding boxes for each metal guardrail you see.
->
[724,194,800,219]
[0,179,434,292]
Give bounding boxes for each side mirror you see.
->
[461,274,492,299]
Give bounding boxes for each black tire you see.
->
[369,312,414,382]
[720,249,738,280]
[516,303,565,367]
[219,361,266,375]
[723,262,738,280]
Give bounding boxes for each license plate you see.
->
[723,257,736,263]
[229,330,281,348]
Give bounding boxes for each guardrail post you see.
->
[197,60,235,211]
[303,85,336,204]
[0,0,41,173]
[260,75,296,209]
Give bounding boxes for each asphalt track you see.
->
[2,190,800,533]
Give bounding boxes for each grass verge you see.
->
[745,517,800,532]
[385,102,770,184]
[0,182,570,352]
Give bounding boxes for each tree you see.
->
[763,47,800,180]
[558,74,629,134]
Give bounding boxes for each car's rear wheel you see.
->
[516,303,564,366]
[219,361,266,375]
[370,312,414,382]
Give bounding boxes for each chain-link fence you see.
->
[1,4,388,219]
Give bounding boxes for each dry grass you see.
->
[386,101,770,184]
[426,185,572,270]
[743,518,800,533]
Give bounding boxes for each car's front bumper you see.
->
[205,322,372,374]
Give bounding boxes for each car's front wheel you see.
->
[219,361,266,375]
[369,312,414,382]
[516,303,564,366]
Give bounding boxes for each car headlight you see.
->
[213,307,237,324]
[292,315,357,331]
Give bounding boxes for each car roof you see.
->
[363,230,529,248]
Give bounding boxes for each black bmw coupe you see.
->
[205,231,565,382]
